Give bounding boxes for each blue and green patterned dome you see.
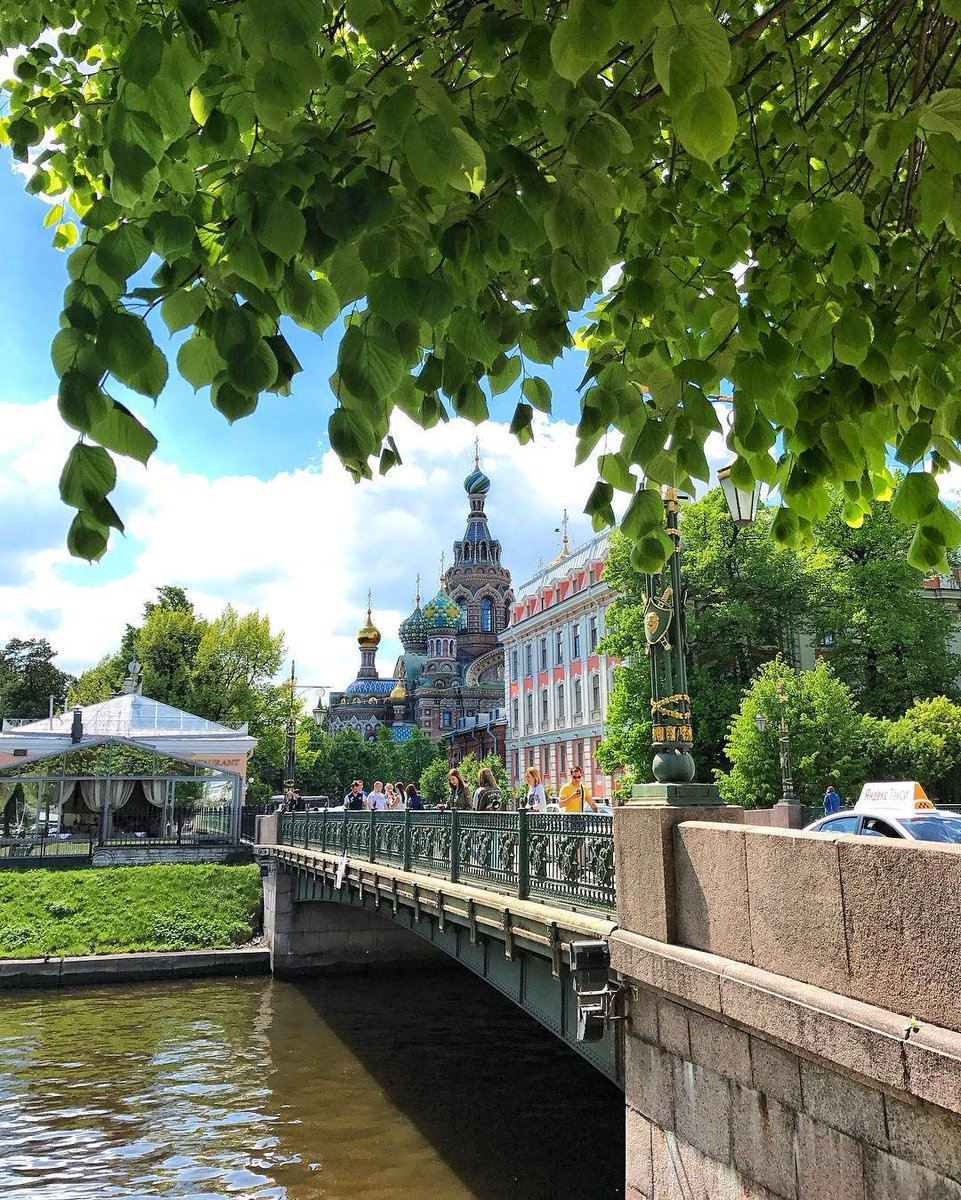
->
[464,467,491,496]
[423,588,463,629]
[399,602,429,649]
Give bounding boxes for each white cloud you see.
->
[0,398,734,698]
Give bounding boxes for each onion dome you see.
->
[398,577,429,650]
[423,587,462,630]
[390,678,408,702]
[464,466,491,496]
[357,594,381,647]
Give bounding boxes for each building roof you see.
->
[344,678,398,696]
[0,691,255,771]
[516,530,611,597]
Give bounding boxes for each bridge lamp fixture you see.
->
[569,940,626,1042]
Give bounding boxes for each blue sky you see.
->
[0,148,731,695]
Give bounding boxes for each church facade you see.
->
[329,456,513,742]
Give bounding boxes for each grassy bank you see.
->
[0,864,262,958]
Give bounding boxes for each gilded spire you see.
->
[439,551,446,585]
[415,573,421,606]
[474,434,480,470]
[547,510,572,568]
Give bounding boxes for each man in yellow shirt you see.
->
[558,766,598,813]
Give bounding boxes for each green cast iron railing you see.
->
[276,809,616,913]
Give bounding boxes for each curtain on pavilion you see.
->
[80,778,110,813]
[142,780,167,808]
[112,780,136,810]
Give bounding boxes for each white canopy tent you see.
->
[0,692,256,843]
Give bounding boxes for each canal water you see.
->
[0,967,624,1198]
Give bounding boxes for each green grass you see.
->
[0,864,262,958]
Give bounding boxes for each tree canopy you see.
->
[0,638,72,721]
[598,487,961,781]
[6,2,961,567]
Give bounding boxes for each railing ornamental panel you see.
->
[274,809,616,913]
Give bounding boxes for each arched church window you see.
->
[479,543,488,560]
[481,597,493,632]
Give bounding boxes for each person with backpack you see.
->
[558,765,598,813]
[472,766,503,811]
[823,784,843,815]
[343,779,366,810]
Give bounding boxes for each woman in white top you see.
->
[384,783,397,808]
[525,766,547,811]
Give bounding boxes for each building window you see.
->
[539,637,548,671]
[555,629,564,664]
[560,742,567,774]
[557,683,565,721]
[589,615,599,651]
[525,693,534,728]
[574,678,583,717]
[479,543,488,560]
[481,597,494,632]
[591,673,601,712]
[511,649,518,679]
[576,741,584,768]
[541,746,550,777]
[573,622,581,657]
[512,697,519,728]
[541,688,549,722]
[443,711,452,729]
[525,643,533,676]
[512,750,519,782]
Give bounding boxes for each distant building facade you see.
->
[502,531,616,799]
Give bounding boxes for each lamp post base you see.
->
[629,782,723,806]
[652,749,696,783]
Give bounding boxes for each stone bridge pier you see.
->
[259,812,440,977]
[615,802,961,1199]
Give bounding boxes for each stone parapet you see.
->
[618,940,961,1198]
[671,822,961,1032]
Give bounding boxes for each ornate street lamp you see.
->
[283,664,331,800]
[717,464,760,529]
[754,681,796,805]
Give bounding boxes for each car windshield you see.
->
[901,815,961,844]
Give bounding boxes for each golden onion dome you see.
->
[357,595,381,647]
[390,679,409,702]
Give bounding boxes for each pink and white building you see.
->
[501,531,617,799]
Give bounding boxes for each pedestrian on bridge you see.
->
[369,782,389,810]
[823,784,843,815]
[559,767,598,813]
[446,768,471,810]
[525,767,547,812]
[392,781,406,809]
[344,780,366,810]
[473,767,503,811]
[405,784,424,810]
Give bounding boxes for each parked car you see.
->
[805,781,961,844]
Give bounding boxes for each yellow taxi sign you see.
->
[856,781,933,812]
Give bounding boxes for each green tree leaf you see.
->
[550,0,612,82]
[66,512,109,562]
[88,399,158,464]
[59,443,117,508]
[671,86,738,163]
[177,336,223,390]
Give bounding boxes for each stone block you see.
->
[671,1058,732,1165]
[628,984,659,1045]
[688,1007,752,1087]
[673,822,753,961]
[795,1112,865,1200]
[651,1126,786,1200]
[837,838,961,1032]
[750,1036,803,1111]
[611,930,724,1015]
[799,1058,888,1150]
[906,1023,961,1114]
[624,1032,675,1132]
[626,1105,653,1198]
[743,804,806,830]
[743,828,850,994]
[615,804,743,941]
[720,959,910,1093]
[884,1092,961,1183]
[657,998,691,1060]
[863,1148,961,1200]
[731,1082,798,1199]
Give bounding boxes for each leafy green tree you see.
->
[419,758,451,807]
[806,496,961,718]
[397,727,443,788]
[719,659,872,808]
[884,697,961,804]
[9,3,961,569]
[0,639,73,721]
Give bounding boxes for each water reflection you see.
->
[0,967,623,1198]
